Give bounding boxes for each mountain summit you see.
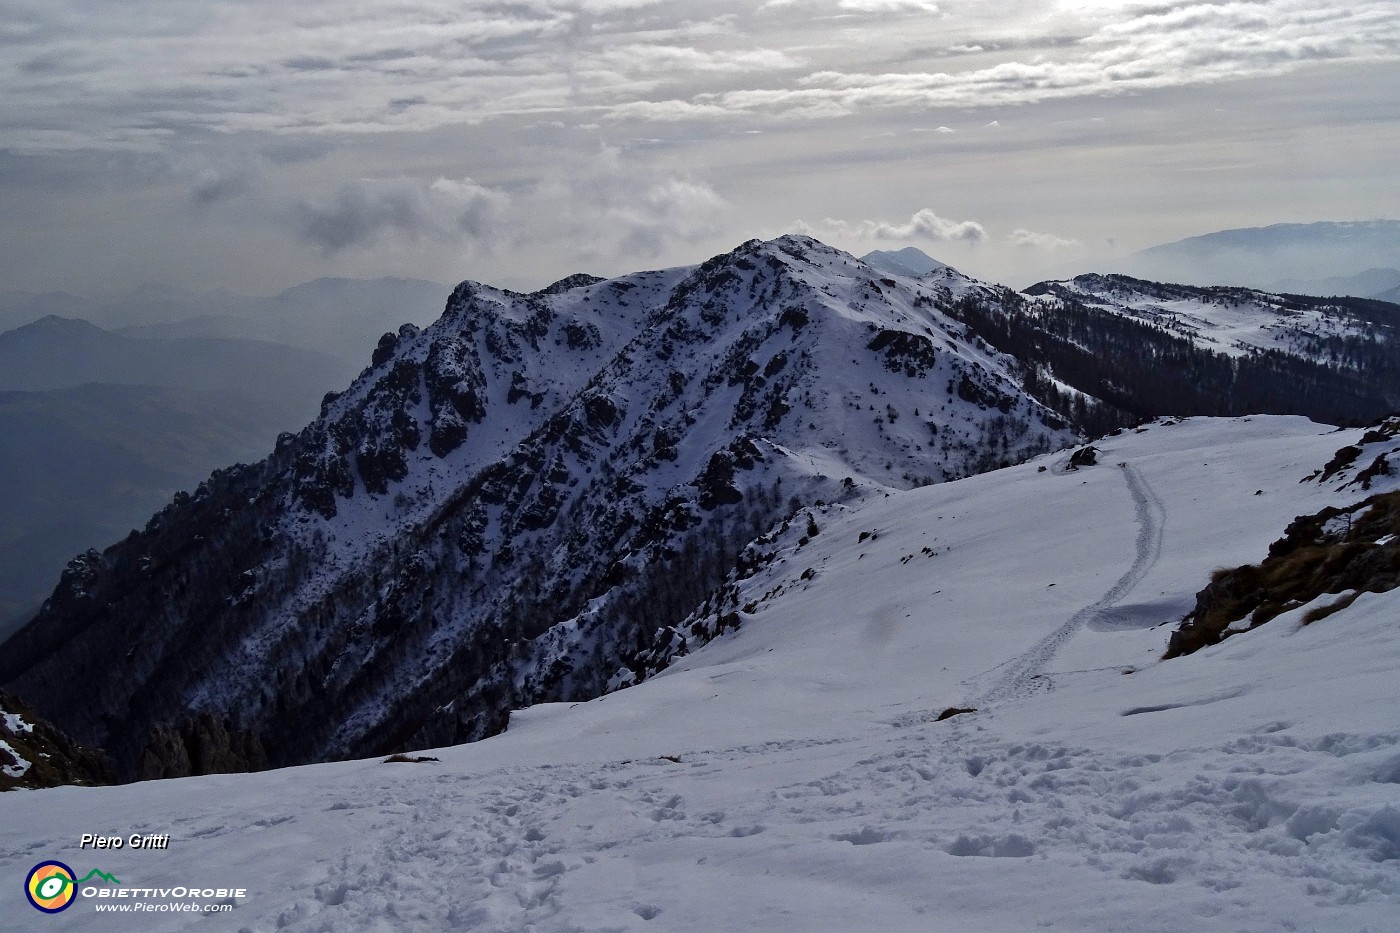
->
[0,236,1074,779]
[860,246,950,278]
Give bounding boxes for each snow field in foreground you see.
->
[1,416,1397,932]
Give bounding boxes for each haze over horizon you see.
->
[3,0,1398,297]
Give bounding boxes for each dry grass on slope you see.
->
[1166,490,1400,658]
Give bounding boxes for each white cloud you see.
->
[5,0,1396,153]
[3,0,1399,296]
[295,176,507,254]
[599,44,805,77]
[429,178,511,239]
[1008,228,1081,250]
[526,145,731,259]
[837,0,940,11]
[817,208,987,243]
[614,178,730,255]
[575,0,666,12]
[189,168,250,205]
[761,0,939,11]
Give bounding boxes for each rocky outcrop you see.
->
[0,690,114,791]
[137,713,269,781]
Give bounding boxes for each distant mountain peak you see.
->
[860,247,950,278]
[2,315,112,343]
[19,315,107,333]
[274,275,448,300]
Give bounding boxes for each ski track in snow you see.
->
[977,462,1165,706]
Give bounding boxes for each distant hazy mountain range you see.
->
[1269,267,1400,300]
[1374,284,1400,304]
[0,315,348,400]
[0,276,448,365]
[1114,220,1400,293]
[0,384,289,640]
[0,278,449,637]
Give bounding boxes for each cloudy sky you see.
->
[3,0,1398,295]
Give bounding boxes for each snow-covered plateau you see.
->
[2,415,1397,931]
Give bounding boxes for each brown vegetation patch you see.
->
[1166,491,1400,658]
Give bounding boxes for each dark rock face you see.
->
[957,372,1015,414]
[538,273,606,296]
[778,306,809,331]
[138,713,269,781]
[695,450,747,510]
[0,690,114,791]
[0,236,1074,782]
[868,329,938,377]
[425,337,487,456]
[1068,446,1099,469]
[563,320,601,350]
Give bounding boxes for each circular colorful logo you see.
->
[26,861,78,913]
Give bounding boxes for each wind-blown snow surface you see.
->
[3,416,1398,931]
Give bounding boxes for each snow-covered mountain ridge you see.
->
[2,415,1396,931]
[0,236,1073,779]
[939,272,1400,432]
[1025,272,1400,361]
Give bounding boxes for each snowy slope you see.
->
[2,415,1397,931]
[1025,273,1397,361]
